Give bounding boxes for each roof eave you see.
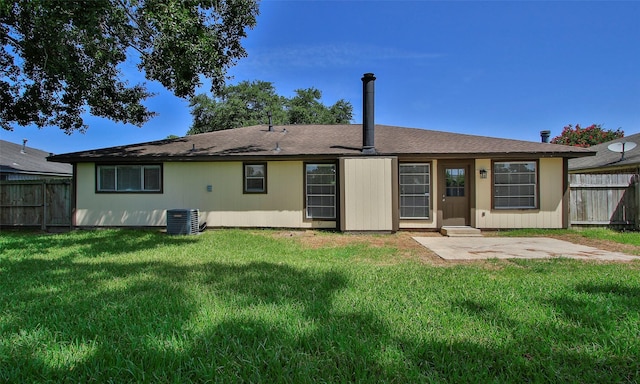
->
[49,150,596,164]
[570,163,640,173]
[0,169,72,177]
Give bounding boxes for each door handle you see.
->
[442,194,446,202]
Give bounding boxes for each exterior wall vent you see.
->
[166,209,199,235]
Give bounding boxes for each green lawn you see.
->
[499,227,640,248]
[1,229,639,382]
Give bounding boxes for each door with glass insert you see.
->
[439,162,471,226]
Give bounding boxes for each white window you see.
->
[244,163,266,193]
[97,165,162,192]
[493,161,537,209]
[400,163,431,219]
[305,164,336,219]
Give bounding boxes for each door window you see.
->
[445,168,465,197]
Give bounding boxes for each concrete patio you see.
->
[413,236,640,261]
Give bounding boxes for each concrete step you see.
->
[440,226,482,237]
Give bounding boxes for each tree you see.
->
[1,0,259,133]
[187,81,353,135]
[550,124,624,147]
[286,88,353,125]
[188,80,286,134]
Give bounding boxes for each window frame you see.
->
[304,162,337,220]
[95,164,163,194]
[492,160,539,210]
[243,162,267,194]
[399,162,431,220]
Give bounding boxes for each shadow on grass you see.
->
[548,283,640,330]
[451,299,518,330]
[1,230,639,382]
[416,287,639,382]
[2,229,204,258]
[2,234,376,381]
[0,229,199,258]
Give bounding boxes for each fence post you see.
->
[41,180,47,231]
[67,180,72,231]
[635,175,640,230]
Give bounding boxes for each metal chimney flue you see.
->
[540,130,551,143]
[362,73,376,154]
[268,111,273,132]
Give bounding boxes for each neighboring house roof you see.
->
[48,124,595,163]
[568,132,640,173]
[0,139,73,177]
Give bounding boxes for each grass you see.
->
[496,227,640,247]
[1,229,639,382]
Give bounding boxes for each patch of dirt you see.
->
[272,230,459,266]
[269,229,640,266]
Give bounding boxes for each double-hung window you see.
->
[399,163,431,219]
[493,161,537,209]
[305,163,336,219]
[97,164,162,193]
[244,163,267,193]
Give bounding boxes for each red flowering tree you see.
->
[550,124,624,147]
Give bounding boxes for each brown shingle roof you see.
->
[48,124,594,163]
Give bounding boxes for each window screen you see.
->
[305,164,336,219]
[97,165,162,192]
[400,163,430,219]
[244,163,266,193]
[493,161,537,209]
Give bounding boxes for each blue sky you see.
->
[2,0,639,155]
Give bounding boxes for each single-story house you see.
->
[48,74,594,232]
[1,139,72,181]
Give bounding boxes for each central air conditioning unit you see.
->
[166,209,199,235]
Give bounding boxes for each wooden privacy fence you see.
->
[569,173,639,228]
[0,179,72,230]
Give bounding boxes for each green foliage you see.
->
[550,124,624,147]
[287,87,350,125]
[1,229,639,382]
[188,80,287,133]
[187,81,353,134]
[0,0,259,133]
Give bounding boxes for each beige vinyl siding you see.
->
[340,157,397,232]
[474,158,564,229]
[75,161,335,228]
[74,156,567,230]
